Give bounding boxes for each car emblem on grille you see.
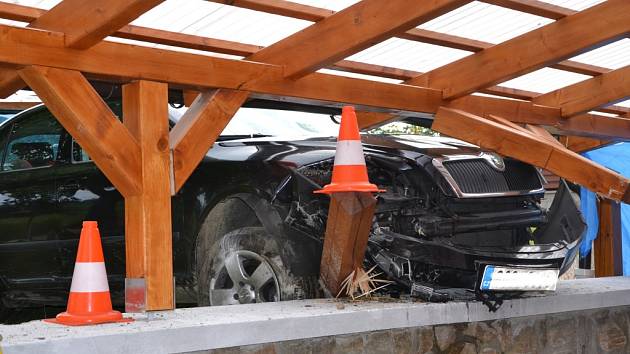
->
[484,153,505,171]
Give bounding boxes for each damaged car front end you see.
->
[289,134,586,303]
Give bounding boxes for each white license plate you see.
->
[480,266,559,291]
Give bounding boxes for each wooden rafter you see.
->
[534,65,630,117]
[433,107,630,203]
[248,0,470,79]
[0,0,163,97]
[0,23,627,140]
[408,0,630,99]
[18,66,142,197]
[29,0,163,49]
[0,24,443,114]
[208,0,607,78]
[169,90,249,192]
[0,1,626,115]
[480,0,575,19]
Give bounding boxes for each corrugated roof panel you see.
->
[7,0,60,9]
[419,1,553,44]
[569,39,630,70]
[131,0,311,47]
[498,68,590,93]
[347,38,471,73]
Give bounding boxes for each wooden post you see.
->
[123,80,174,311]
[320,192,377,295]
[594,198,623,277]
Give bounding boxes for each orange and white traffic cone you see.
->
[315,106,383,194]
[45,221,131,326]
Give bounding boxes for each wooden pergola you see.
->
[1,0,629,310]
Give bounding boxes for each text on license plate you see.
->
[480,266,559,291]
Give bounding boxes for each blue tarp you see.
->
[579,142,630,275]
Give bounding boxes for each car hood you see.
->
[208,134,489,167]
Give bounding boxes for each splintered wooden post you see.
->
[320,192,377,296]
[594,198,623,277]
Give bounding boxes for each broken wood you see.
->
[320,192,377,296]
[432,107,630,203]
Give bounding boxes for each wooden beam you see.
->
[0,101,40,110]
[559,135,612,153]
[480,0,575,19]
[408,0,630,99]
[170,90,249,192]
[29,0,163,49]
[2,24,628,139]
[248,0,470,79]
[0,0,164,100]
[594,198,623,277]
[18,66,142,197]
[123,80,174,310]
[524,124,564,148]
[208,0,334,22]
[0,1,44,22]
[320,192,377,296]
[0,1,617,102]
[0,68,26,98]
[0,24,443,114]
[432,107,630,202]
[208,0,607,77]
[534,65,630,117]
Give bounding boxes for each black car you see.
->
[0,100,585,317]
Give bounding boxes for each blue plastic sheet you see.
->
[579,142,630,275]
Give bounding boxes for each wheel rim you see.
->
[209,250,281,305]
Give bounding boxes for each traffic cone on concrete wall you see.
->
[45,221,131,326]
[315,106,383,194]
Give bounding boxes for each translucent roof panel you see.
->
[6,0,60,9]
[569,39,630,70]
[131,0,311,47]
[347,38,471,73]
[418,1,553,44]
[498,68,591,94]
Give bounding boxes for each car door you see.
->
[0,109,64,296]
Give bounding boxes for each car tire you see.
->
[196,226,318,306]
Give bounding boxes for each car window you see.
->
[72,140,91,163]
[2,111,63,172]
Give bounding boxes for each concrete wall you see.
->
[2,278,630,354]
[193,306,630,354]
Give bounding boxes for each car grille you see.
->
[442,159,543,194]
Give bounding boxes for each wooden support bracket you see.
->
[170,89,249,192]
[123,80,174,310]
[18,66,142,197]
[433,107,630,203]
[320,192,377,296]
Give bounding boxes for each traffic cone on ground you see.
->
[315,106,383,194]
[45,221,131,326]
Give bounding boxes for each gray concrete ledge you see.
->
[2,277,630,354]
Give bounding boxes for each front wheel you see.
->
[197,226,318,306]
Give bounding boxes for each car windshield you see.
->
[170,106,437,137]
